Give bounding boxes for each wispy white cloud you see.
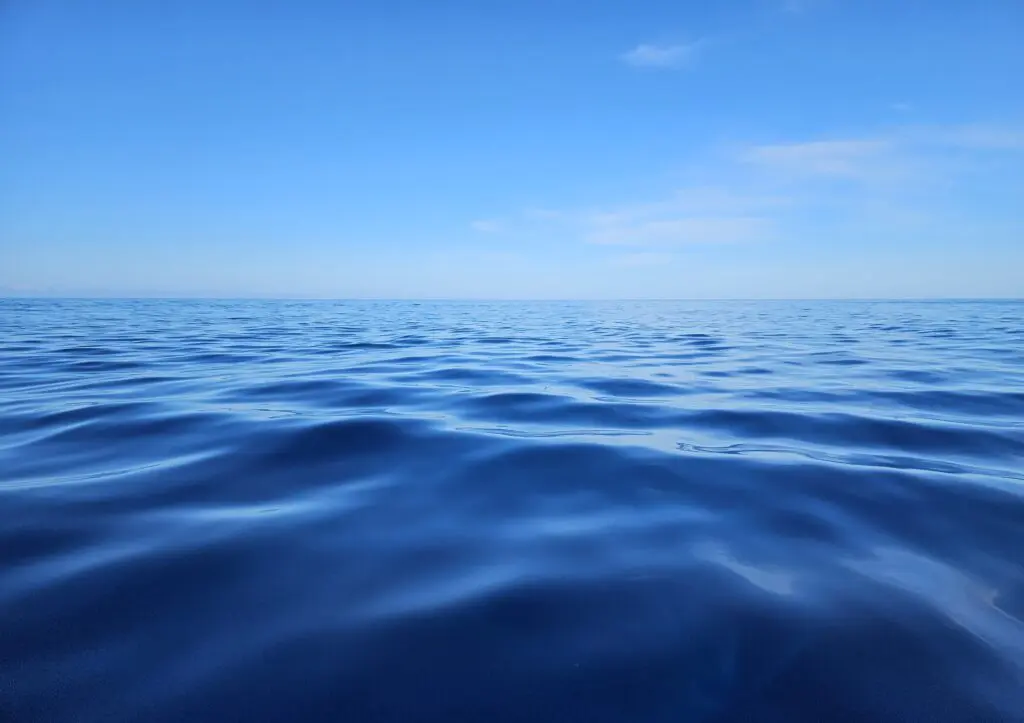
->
[621,42,699,69]
[499,187,780,248]
[573,188,781,246]
[522,207,565,221]
[611,252,679,267]
[908,123,1024,151]
[470,219,504,233]
[469,121,1024,259]
[740,124,1024,185]
[587,216,770,246]
[741,139,893,179]
[590,187,791,220]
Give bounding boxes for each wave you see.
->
[1,299,1023,722]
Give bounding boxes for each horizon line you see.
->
[2,295,1022,303]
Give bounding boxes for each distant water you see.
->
[2,299,1024,722]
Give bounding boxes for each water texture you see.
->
[2,299,1023,722]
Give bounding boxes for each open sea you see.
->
[1,298,1023,722]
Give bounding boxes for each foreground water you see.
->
[1,299,1023,722]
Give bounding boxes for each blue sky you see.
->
[2,0,1022,298]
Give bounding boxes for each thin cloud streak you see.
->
[586,217,770,246]
[621,42,699,69]
[741,139,892,179]
[469,121,1024,257]
[470,219,504,234]
[909,124,1024,151]
[490,187,780,248]
[611,252,679,267]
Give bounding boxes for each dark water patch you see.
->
[682,408,1024,460]
[812,356,868,367]
[576,377,684,398]
[177,352,261,364]
[52,345,120,357]
[63,359,148,372]
[415,366,533,385]
[688,336,727,348]
[388,354,441,365]
[232,379,347,400]
[701,370,734,378]
[334,386,432,409]
[456,391,570,414]
[330,341,401,351]
[25,401,167,430]
[392,336,431,346]
[39,410,230,446]
[745,388,857,404]
[657,351,719,361]
[677,440,1024,484]
[885,368,950,384]
[453,392,679,430]
[869,388,1024,417]
[525,353,582,363]
[591,353,647,362]
[258,417,420,463]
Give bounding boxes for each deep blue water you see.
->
[2,299,1023,722]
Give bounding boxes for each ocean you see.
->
[1,298,1023,722]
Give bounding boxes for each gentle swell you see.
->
[1,299,1023,723]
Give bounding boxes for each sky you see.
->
[2,0,1023,299]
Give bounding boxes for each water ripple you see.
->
[1,299,1023,722]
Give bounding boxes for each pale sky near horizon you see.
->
[2,0,1023,299]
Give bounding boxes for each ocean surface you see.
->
[1,299,1023,722]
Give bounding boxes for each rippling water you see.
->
[2,299,1024,722]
